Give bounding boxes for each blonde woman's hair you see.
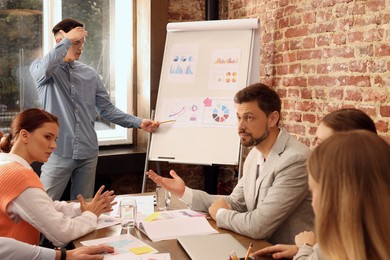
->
[307,130,390,260]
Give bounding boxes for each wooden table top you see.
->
[73,194,273,260]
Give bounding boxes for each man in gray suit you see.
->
[147,83,314,244]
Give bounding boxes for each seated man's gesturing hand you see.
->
[147,169,185,198]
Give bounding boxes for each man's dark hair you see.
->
[234,83,282,118]
[52,18,84,35]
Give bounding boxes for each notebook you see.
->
[177,233,248,260]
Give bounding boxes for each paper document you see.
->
[138,209,218,242]
[81,234,159,259]
[96,214,121,230]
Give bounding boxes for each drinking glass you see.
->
[156,186,171,211]
[119,198,137,232]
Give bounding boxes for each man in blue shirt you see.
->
[30,18,159,200]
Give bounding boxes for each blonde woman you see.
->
[253,130,390,259]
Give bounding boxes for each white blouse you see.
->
[0,153,97,247]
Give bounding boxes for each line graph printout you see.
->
[158,98,236,127]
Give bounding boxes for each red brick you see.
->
[334,5,348,18]
[283,52,297,63]
[329,88,344,99]
[283,100,297,110]
[303,113,316,123]
[349,60,367,73]
[345,89,363,101]
[290,40,302,50]
[288,112,302,122]
[351,2,365,15]
[287,88,300,97]
[285,26,309,38]
[323,47,355,58]
[311,23,336,34]
[368,60,387,73]
[317,64,331,74]
[276,65,289,75]
[303,12,316,24]
[308,126,318,136]
[375,45,390,56]
[303,37,315,48]
[284,124,306,135]
[290,16,302,26]
[276,88,287,98]
[332,33,346,45]
[353,15,381,27]
[262,32,273,43]
[308,76,339,87]
[366,28,384,42]
[297,101,316,112]
[279,0,290,7]
[284,5,298,16]
[337,18,353,32]
[376,121,389,133]
[380,106,390,117]
[348,31,364,42]
[302,64,316,73]
[279,17,289,28]
[333,63,349,72]
[367,0,385,12]
[356,45,374,56]
[317,34,331,46]
[297,49,323,60]
[289,63,301,74]
[300,88,312,99]
[338,76,371,87]
[316,10,332,22]
[282,77,307,87]
[314,89,326,99]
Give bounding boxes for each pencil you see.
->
[159,119,176,124]
[244,243,253,260]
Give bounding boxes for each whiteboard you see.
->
[148,19,260,165]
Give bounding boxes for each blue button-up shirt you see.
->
[30,38,142,159]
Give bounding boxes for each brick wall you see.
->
[168,0,390,145]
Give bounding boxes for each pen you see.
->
[159,119,176,124]
[244,243,253,260]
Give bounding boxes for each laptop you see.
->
[178,233,249,260]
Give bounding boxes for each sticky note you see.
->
[129,246,154,255]
[144,212,160,222]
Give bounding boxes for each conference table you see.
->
[73,193,273,260]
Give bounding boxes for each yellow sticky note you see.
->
[130,246,154,255]
[144,212,160,222]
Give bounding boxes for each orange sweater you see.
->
[0,161,44,245]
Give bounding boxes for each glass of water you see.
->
[156,186,171,211]
[119,198,137,232]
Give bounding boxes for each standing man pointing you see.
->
[30,18,159,200]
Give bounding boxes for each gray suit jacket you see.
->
[190,128,314,244]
